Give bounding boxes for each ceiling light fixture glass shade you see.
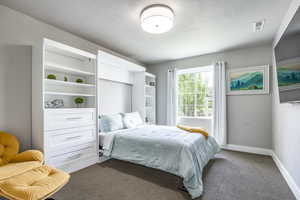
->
[140,5,174,34]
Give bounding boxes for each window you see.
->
[177,66,213,118]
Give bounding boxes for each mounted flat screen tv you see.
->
[275,8,300,103]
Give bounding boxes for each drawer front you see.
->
[45,109,96,131]
[56,155,98,173]
[46,142,97,167]
[46,126,96,153]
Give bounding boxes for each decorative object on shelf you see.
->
[74,97,84,108]
[47,74,56,80]
[76,78,84,83]
[64,76,68,82]
[149,81,156,86]
[227,65,269,95]
[45,99,64,108]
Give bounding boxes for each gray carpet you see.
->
[53,150,296,200]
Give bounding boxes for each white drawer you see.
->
[45,126,96,152]
[46,142,97,167]
[56,155,98,173]
[45,108,96,131]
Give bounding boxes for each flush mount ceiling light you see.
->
[140,4,174,34]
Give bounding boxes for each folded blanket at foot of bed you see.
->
[176,124,209,139]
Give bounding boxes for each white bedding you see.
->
[99,127,135,155]
[99,125,220,198]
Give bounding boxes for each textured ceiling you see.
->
[0,0,292,64]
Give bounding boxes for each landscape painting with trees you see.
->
[229,71,264,91]
[227,65,269,95]
[277,63,300,87]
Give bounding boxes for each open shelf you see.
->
[145,85,155,89]
[145,72,156,78]
[45,38,96,60]
[45,62,95,76]
[44,108,95,111]
[44,79,95,88]
[143,72,156,124]
[44,91,95,97]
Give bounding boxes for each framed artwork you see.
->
[277,61,300,92]
[227,65,269,95]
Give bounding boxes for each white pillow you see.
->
[123,112,143,128]
[99,114,124,132]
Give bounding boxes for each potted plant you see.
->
[64,76,68,82]
[76,78,84,83]
[47,74,56,80]
[74,97,84,108]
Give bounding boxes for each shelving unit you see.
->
[32,38,98,173]
[132,72,156,125]
[43,40,97,109]
[144,72,156,124]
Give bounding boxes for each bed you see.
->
[99,124,220,199]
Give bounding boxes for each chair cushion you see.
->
[0,161,42,180]
[10,150,44,163]
[0,132,19,166]
[0,165,70,200]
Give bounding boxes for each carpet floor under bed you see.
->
[52,150,296,200]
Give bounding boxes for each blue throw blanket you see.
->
[105,125,220,199]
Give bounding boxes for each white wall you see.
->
[98,79,132,115]
[0,45,32,151]
[148,45,273,149]
[272,0,300,197]
[0,5,139,149]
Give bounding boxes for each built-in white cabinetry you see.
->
[32,39,98,173]
[145,72,156,124]
[32,43,156,168]
[97,50,146,84]
[132,72,156,124]
[97,51,156,125]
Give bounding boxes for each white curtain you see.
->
[213,61,227,145]
[166,68,177,126]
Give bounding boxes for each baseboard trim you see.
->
[271,152,300,200]
[221,144,273,156]
[220,144,299,200]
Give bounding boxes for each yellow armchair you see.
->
[0,132,20,166]
[10,150,44,163]
[0,131,70,200]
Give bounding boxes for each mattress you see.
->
[99,125,220,199]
